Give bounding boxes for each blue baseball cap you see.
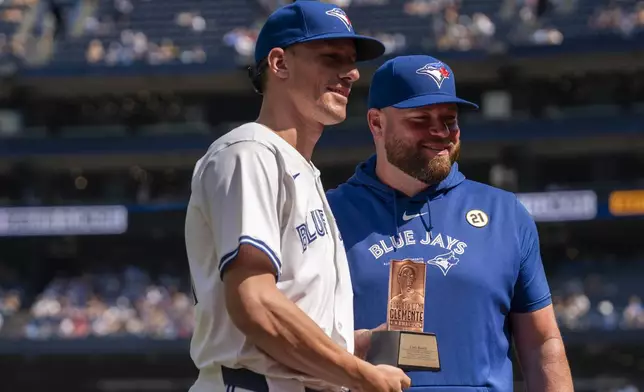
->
[254,1,385,64]
[368,55,479,110]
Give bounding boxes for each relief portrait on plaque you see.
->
[388,260,426,332]
[390,264,425,305]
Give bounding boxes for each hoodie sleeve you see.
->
[510,197,552,313]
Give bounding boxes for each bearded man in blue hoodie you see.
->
[326,55,574,392]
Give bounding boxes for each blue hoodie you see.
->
[326,155,552,392]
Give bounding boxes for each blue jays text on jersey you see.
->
[368,229,467,275]
[326,155,552,392]
[296,209,329,252]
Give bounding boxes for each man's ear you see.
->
[367,108,384,139]
[267,47,289,81]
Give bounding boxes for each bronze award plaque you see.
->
[365,259,441,372]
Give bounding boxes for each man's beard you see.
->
[385,133,460,185]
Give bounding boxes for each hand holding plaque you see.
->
[365,259,441,372]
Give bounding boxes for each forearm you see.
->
[227,277,367,389]
[522,337,574,392]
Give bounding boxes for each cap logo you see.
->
[325,8,353,31]
[416,62,451,88]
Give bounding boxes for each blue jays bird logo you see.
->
[427,250,460,276]
[325,8,353,31]
[416,62,451,88]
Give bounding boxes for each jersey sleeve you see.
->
[510,197,552,313]
[200,141,283,280]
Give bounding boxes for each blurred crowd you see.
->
[552,264,644,331]
[0,0,642,69]
[0,288,22,335]
[222,0,623,58]
[1,265,194,340]
[589,0,644,37]
[82,0,208,66]
[1,260,644,340]
[555,286,644,331]
[404,0,499,51]
[0,0,209,67]
[0,263,23,336]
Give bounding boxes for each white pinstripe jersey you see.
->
[185,122,354,392]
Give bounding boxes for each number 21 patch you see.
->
[466,209,489,228]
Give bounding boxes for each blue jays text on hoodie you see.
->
[326,155,552,392]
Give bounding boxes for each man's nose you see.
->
[427,121,452,138]
[340,66,360,84]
